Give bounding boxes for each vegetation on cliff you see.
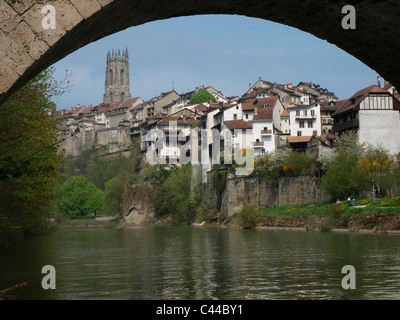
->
[148,164,214,225]
[56,139,142,218]
[0,68,64,245]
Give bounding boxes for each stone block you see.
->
[53,0,84,31]
[22,4,67,47]
[5,0,34,15]
[0,29,34,76]
[10,21,50,60]
[0,62,19,94]
[70,0,102,19]
[97,0,114,7]
[0,1,21,33]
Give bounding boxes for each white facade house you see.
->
[251,96,285,155]
[223,103,243,121]
[332,84,400,155]
[252,116,274,155]
[221,120,253,153]
[280,109,290,135]
[289,103,322,138]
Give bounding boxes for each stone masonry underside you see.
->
[1,0,400,105]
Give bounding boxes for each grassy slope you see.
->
[258,197,400,232]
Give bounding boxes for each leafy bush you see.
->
[321,152,368,200]
[212,170,228,210]
[102,177,124,215]
[149,164,194,225]
[237,201,262,229]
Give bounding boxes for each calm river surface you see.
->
[1,226,400,300]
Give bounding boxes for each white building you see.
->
[332,84,400,155]
[289,103,321,138]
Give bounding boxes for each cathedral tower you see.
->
[103,48,131,104]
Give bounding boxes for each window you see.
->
[313,130,317,136]
[233,114,237,120]
[236,105,239,110]
[299,121,305,128]
[308,121,313,128]
[304,110,308,116]
[311,110,315,116]
[296,110,300,116]
[297,131,302,136]
[245,114,249,119]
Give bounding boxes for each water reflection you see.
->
[1,227,400,299]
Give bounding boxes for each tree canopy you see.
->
[57,176,103,216]
[189,89,217,104]
[0,68,63,244]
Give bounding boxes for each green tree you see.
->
[0,68,64,244]
[57,176,103,216]
[103,177,125,216]
[149,164,194,225]
[189,89,217,104]
[334,130,366,158]
[86,152,108,190]
[321,152,368,200]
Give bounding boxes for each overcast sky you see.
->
[51,14,380,110]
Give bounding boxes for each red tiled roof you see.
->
[159,116,198,124]
[383,82,393,91]
[333,85,391,116]
[350,84,388,99]
[121,97,141,108]
[224,120,252,130]
[242,96,278,112]
[193,103,209,112]
[287,136,313,144]
[320,99,350,112]
[280,109,290,117]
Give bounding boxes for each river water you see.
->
[1,226,400,300]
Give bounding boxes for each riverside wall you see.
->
[206,171,331,216]
[59,127,131,157]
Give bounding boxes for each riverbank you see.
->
[193,197,400,233]
[120,210,400,234]
[256,212,400,233]
[54,216,119,228]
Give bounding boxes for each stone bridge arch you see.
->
[1,0,399,105]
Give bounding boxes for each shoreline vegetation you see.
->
[144,196,400,234]
[21,196,400,240]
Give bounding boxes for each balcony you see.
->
[296,116,316,121]
[254,141,264,148]
[332,119,359,133]
[261,129,272,136]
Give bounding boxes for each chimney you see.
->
[377,76,381,87]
